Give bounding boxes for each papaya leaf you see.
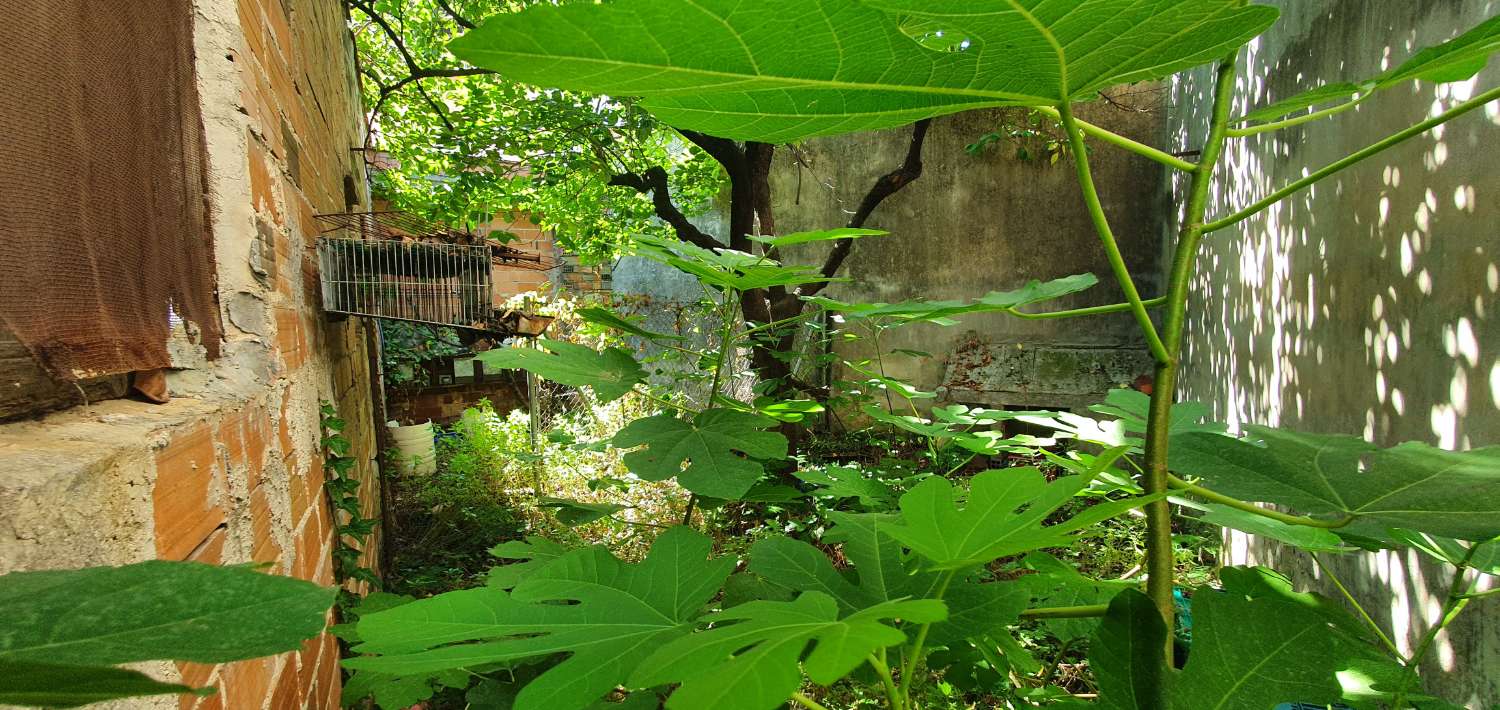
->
[792,465,897,510]
[1170,427,1500,540]
[630,593,946,710]
[1384,531,1500,577]
[348,527,735,710]
[1196,503,1350,553]
[613,410,788,499]
[0,561,333,666]
[576,306,685,341]
[451,0,1276,142]
[1236,14,1500,125]
[0,660,205,708]
[538,497,629,527]
[487,537,570,590]
[632,234,839,291]
[807,274,1099,325]
[1089,573,1371,710]
[477,340,645,402]
[1088,590,1166,710]
[747,228,887,248]
[882,457,1157,570]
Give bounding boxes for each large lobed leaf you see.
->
[1237,14,1500,125]
[1089,569,1377,710]
[477,339,646,402]
[347,527,735,710]
[451,0,1277,143]
[881,458,1159,570]
[613,410,789,499]
[806,273,1099,325]
[0,561,333,707]
[1171,427,1500,540]
[631,592,945,710]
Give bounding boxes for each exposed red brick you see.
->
[154,424,226,561]
[176,662,219,710]
[275,308,307,370]
[188,526,227,566]
[268,654,301,710]
[249,486,281,570]
[248,141,281,224]
[222,656,274,710]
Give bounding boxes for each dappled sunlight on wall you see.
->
[1169,0,1498,703]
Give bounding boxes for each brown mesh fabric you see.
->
[0,0,222,381]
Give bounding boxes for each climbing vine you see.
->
[321,401,380,610]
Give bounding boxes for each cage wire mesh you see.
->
[314,211,557,334]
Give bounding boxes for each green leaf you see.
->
[451,0,1277,142]
[747,228,887,248]
[577,306,686,341]
[1088,590,1166,710]
[632,234,839,291]
[613,410,789,499]
[348,527,736,710]
[883,459,1156,570]
[753,397,825,423]
[792,465,896,509]
[1386,530,1500,577]
[1236,14,1500,125]
[1089,575,1370,710]
[1196,503,1350,553]
[630,592,945,710]
[0,561,333,666]
[538,497,628,526]
[477,340,646,403]
[1171,427,1500,540]
[487,537,572,590]
[0,660,206,708]
[808,274,1099,325]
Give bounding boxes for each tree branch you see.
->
[434,0,476,29]
[608,167,721,251]
[349,0,493,135]
[798,119,931,299]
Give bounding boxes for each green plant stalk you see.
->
[684,285,742,527]
[1008,295,1168,320]
[1392,546,1478,707]
[1205,83,1500,233]
[1168,474,1353,528]
[1310,553,1403,659]
[791,692,834,710]
[899,570,955,704]
[1226,92,1368,137]
[1056,101,1170,364]
[1034,105,1198,171]
[1018,604,1110,620]
[1142,53,1242,665]
[868,653,905,710]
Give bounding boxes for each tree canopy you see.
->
[349,0,724,262]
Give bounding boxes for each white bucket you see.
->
[387,420,437,475]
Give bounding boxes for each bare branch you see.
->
[348,0,493,134]
[608,167,721,251]
[798,119,931,299]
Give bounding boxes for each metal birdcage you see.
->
[313,211,558,335]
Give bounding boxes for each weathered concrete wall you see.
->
[0,0,380,707]
[766,103,1167,409]
[1169,1,1500,704]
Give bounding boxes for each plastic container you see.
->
[387,420,437,475]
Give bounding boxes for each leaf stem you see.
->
[1226,92,1369,137]
[1167,474,1353,528]
[790,692,834,710]
[1018,603,1110,620]
[1204,83,1500,233]
[1034,105,1198,171]
[1056,100,1169,363]
[1310,553,1403,659]
[1006,295,1168,320]
[1392,546,1479,707]
[868,653,904,710]
[899,570,955,704]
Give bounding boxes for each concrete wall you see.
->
[766,103,1167,410]
[1169,1,1500,704]
[0,0,380,708]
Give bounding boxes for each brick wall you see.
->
[388,374,528,426]
[0,1,379,709]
